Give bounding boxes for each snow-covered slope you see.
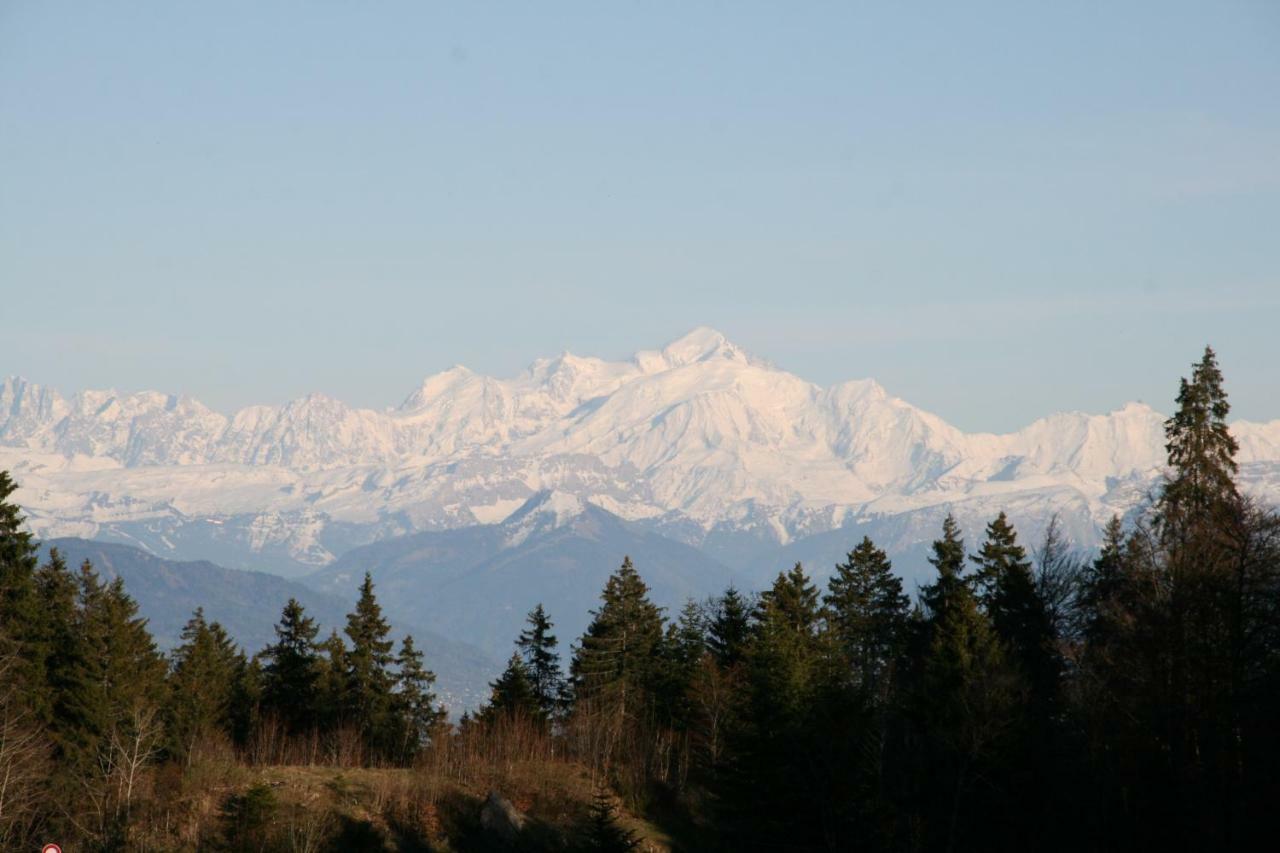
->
[4,328,1279,574]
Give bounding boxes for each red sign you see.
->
[42,844,62,853]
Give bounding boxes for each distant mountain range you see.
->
[8,329,1279,708]
[5,328,1279,581]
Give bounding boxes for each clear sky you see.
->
[2,2,1278,432]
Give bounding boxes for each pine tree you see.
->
[260,598,320,734]
[62,560,168,788]
[970,512,1059,714]
[480,653,540,724]
[707,585,751,669]
[32,548,79,735]
[344,573,396,752]
[1079,515,1129,646]
[570,557,665,724]
[229,657,264,748]
[1160,345,1240,527]
[314,629,349,731]
[657,599,707,729]
[920,514,968,622]
[0,471,42,699]
[168,608,242,763]
[393,634,443,757]
[578,786,640,852]
[824,536,909,696]
[516,603,564,719]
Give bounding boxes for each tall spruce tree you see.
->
[0,472,42,700]
[314,629,349,731]
[260,598,320,733]
[516,603,564,719]
[1079,515,1129,647]
[32,548,79,736]
[67,562,168,773]
[570,557,665,724]
[1161,345,1240,527]
[657,598,708,729]
[971,512,1059,714]
[393,635,443,757]
[707,585,751,669]
[168,608,242,763]
[921,514,968,622]
[344,573,396,751]
[825,536,909,696]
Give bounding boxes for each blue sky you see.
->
[1,1,1277,431]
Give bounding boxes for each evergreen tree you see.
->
[344,573,396,752]
[824,536,909,696]
[314,629,349,731]
[970,512,1059,715]
[32,548,80,736]
[393,634,443,757]
[707,585,751,669]
[260,598,320,733]
[1079,515,1129,646]
[920,514,968,622]
[578,786,640,852]
[570,557,665,724]
[516,603,564,719]
[168,608,242,763]
[657,599,707,729]
[62,561,168,781]
[1160,345,1240,527]
[480,653,541,723]
[0,471,42,699]
[229,657,264,748]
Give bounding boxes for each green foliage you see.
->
[480,653,542,724]
[1161,345,1240,525]
[706,584,751,669]
[517,603,565,719]
[825,536,909,697]
[392,633,444,757]
[578,786,640,852]
[0,471,43,701]
[570,556,665,721]
[260,597,320,733]
[343,572,398,754]
[971,512,1060,715]
[168,608,243,762]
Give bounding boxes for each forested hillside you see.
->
[1,347,1277,851]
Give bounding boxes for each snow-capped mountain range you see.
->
[4,327,1279,576]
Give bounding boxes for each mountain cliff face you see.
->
[4,328,1279,575]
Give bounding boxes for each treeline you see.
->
[1,346,1278,851]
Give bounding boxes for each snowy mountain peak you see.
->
[500,489,590,547]
[656,326,748,367]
